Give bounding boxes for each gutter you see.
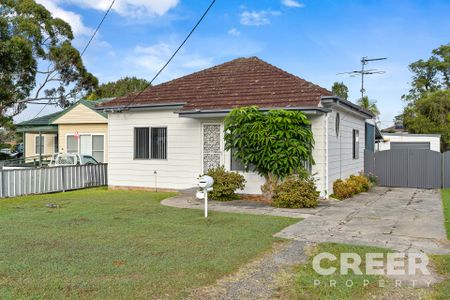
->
[96,102,186,112]
[177,107,331,118]
[321,96,374,119]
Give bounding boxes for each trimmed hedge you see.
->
[332,174,370,200]
[204,166,246,201]
[271,176,320,208]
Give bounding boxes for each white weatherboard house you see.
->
[97,57,374,197]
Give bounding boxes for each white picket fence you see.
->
[0,164,108,198]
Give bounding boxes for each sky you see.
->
[17,0,450,129]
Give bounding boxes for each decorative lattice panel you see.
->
[203,124,221,173]
[203,154,221,173]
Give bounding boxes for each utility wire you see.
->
[30,0,116,120]
[122,0,217,110]
[80,0,116,56]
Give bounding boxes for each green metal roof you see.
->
[16,111,63,127]
[15,98,114,128]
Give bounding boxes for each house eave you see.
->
[177,107,331,118]
[321,96,374,119]
[16,125,58,133]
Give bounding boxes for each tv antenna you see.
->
[338,56,387,99]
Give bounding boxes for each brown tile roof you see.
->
[97,57,334,111]
[381,125,407,133]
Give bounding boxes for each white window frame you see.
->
[133,127,150,160]
[35,135,45,155]
[133,126,168,160]
[150,127,167,160]
[352,129,360,159]
[54,135,59,154]
[65,133,105,162]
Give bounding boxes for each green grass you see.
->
[442,189,450,239]
[429,255,450,300]
[0,188,296,299]
[290,243,391,300]
[429,189,450,299]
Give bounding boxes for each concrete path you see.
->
[161,188,336,219]
[276,187,450,254]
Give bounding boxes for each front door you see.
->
[202,123,222,173]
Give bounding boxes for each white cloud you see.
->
[67,0,179,18]
[240,10,281,26]
[281,0,304,8]
[126,42,213,82]
[228,28,241,37]
[36,0,93,36]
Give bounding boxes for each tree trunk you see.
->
[261,173,278,202]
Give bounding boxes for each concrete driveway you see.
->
[276,187,450,254]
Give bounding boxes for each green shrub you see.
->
[332,174,371,200]
[332,179,355,200]
[366,172,378,184]
[205,166,246,201]
[348,175,370,193]
[271,176,320,208]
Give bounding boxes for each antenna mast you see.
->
[338,56,387,99]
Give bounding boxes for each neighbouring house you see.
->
[16,99,111,164]
[378,132,441,152]
[97,57,374,196]
[379,121,441,152]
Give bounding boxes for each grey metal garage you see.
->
[390,142,430,150]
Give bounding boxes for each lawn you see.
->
[287,243,391,300]
[429,189,450,299]
[0,188,296,299]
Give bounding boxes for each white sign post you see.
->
[204,189,208,218]
[197,175,214,218]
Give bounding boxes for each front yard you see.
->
[0,188,296,299]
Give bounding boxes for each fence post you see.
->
[61,166,66,192]
[442,152,444,189]
[0,171,4,198]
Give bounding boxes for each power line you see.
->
[80,0,116,56]
[30,0,116,120]
[122,0,217,110]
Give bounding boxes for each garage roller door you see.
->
[390,142,430,150]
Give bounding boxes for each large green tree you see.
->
[357,96,380,116]
[0,0,98,127]
[331,81,349,100]
[86,77,150,100]
[400,44,450,150]
[403,90,450,151]
[224,106,314,200]
[403,44,450,103]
